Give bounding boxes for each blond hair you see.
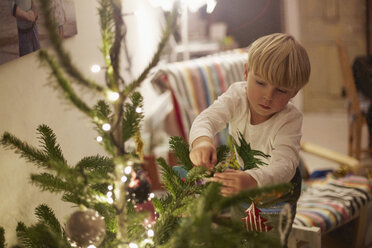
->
[247,33,311,90]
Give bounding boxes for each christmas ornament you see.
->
[241,202,272,232]
[66,209,106,247]
[128,169,151,204]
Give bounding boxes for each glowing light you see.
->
[121,176,128,182]
[129,243,138,248]
[143,238,153,244]
[96,136,103,142]
[102,123,111,131]
[106,191,112,198]
[206,0,217,13]
[108,185,113,190]
[124,166,132,175]
[149,193,155,199]
[91,64,101,73]
[147,229,154,237]
[87,245,96,248]
[135,107,143,113]
[107,197,114,204]
[107,91,120,102]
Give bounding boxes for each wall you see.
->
[298,0,366,112]
[0,0,164,245]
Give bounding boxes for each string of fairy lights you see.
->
[78,1,218,246]
[77,63,157,248]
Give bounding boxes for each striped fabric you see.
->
[155,49,247,144]
[293,174,372,233]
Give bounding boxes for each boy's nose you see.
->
[263,89,274,101]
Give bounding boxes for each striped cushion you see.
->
[293,175,372,233]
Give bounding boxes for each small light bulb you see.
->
[106,191,112,197]
[147,229,154,237]
[149,193,155,199]
[108,185,113,190]
[107,91,119,101]
[102,123,111,131]
[91,64,101,73]
[121,176,128,182]
[129,243,138,248]
[107,197,114,204]
[96,136,103,142]
[135,107,143,113]
[124,166,132,175]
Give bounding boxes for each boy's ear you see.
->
[244,63,248,80]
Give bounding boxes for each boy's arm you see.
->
[248,109,302,187]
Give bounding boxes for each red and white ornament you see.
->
[241,202,272,232]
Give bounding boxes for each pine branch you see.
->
[98,0,115,88]
[30,173,77,193]
[38,0,104,93]
[156,157,186,198]
[109,0,125,91]
[37,125,66,164]
[38,50,94,118]
[1,132,48,168]
[34,204,63,237]
[233,132,270,170]
[15,221,69,248]
[121,92,144,143]
[216,144,229,164]
[186,166,208,183]
[169,136,193,171]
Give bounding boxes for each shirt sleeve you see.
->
[189,82,246,146]
[246,109,302,186]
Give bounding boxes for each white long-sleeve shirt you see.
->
[189,81,302,186]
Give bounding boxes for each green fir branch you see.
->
[38,50,94,118]
[34,204,63,237]
[15,221,69,248]
[156,157,186,198]
[30,173,77,194]
[121,92,144,143]
[38,0,104,93]
[233,132,270,170]
[93,100,112,121]
[98,0,115,87]
[93,203,117,234]
[37,125,66,164]
[186,166,208,183]
[216,144,230,164]
[1,132,48,168]
[169,136,193,171]
[109,0,125,91]
[76,155,115,176]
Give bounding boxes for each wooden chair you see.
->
[336,39,370,160]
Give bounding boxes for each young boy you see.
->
[189,33,311,244]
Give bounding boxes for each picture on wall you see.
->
[0,0,78,66]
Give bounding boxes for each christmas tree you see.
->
[0,1,290,247]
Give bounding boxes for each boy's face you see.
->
[244,65,298,124]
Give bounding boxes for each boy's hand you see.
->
[212,169,257,196]
[189,136,217,169]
